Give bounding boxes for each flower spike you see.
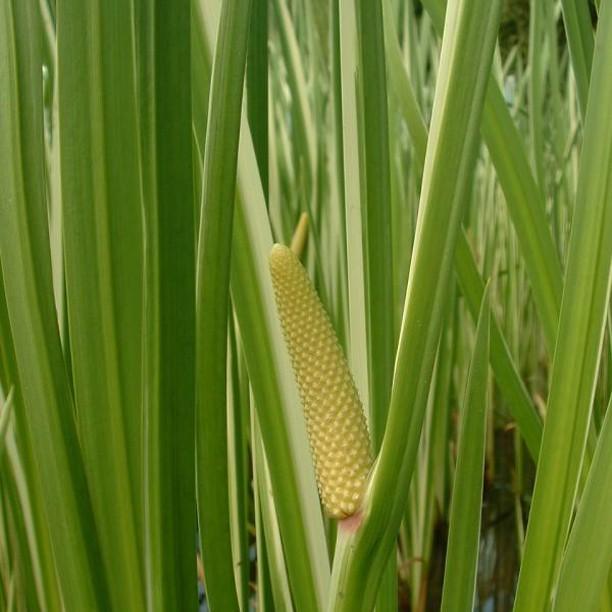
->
[269,244,372,519]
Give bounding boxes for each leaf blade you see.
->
[440,290,489,612]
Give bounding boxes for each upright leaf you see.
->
[328,0,502,607]
[0,390,13,457]
[0,1,108,607]
[559,0,595,118]
[421,0,563,353]
[196,0,252,609]
[553,396,612,612]
[355,0,395,447]
[514,3,612,607]
[440,292,489,612]
[137,0,197,608]
[195,4,330,608]
[57,1,145,607]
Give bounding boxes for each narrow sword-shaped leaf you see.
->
[57,1,145,607]
[0,390,13,456]
[440,292,489,612]
[527,0,546,188]
[328,0,502,608]
[231,123,330,609]
[380,33,542,456]
[247,0,269,201]
[339,2,397,604]
[1,438,44,612]
[0,1,108,607]
[252,410,295,612]
[0,269,62,612]
[3,427,55,611]
[227,321,250,611]
[553,395,612,612]
[355,0,395,447]
[421,0,563,353]
[271,0,317,189]
[559,0,595,119]
[382,0,428,172]
[329,0,349,322]
[514,3,612,607]
[455,232,542,458]
[137,0,197,608]
[195,5,330,607]
[338,0,369,409]
[196,0,252,609]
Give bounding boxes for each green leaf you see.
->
[247,0,269,201]
[56,1,145,607]
[231,129,330,609]
[227,325,251,611]
[0,389,13,457]
[440,289,489,612]
[527,0,546,189]
[0,1,108,607]
[136,1,197,608]
[338,0,369,419]
[354,1,397,607]
[1,440,43,612]
[381,23,542,457]
[355,0,395,447]
[553,395,612,612]
[195,0,252,609]
[195,5,330,608]
[382,0,428,172]
[455,231,542,458]
[559,0,595,119]
[514,3,612,608]
[479,83,563,352]
[271,0,317,192]
[421,0,564,353]
[329,0,349,320]
[328,0,502,608]
[252,410,294,612]
[0,269,62,612]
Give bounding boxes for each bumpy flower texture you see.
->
[269,244,372,519]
